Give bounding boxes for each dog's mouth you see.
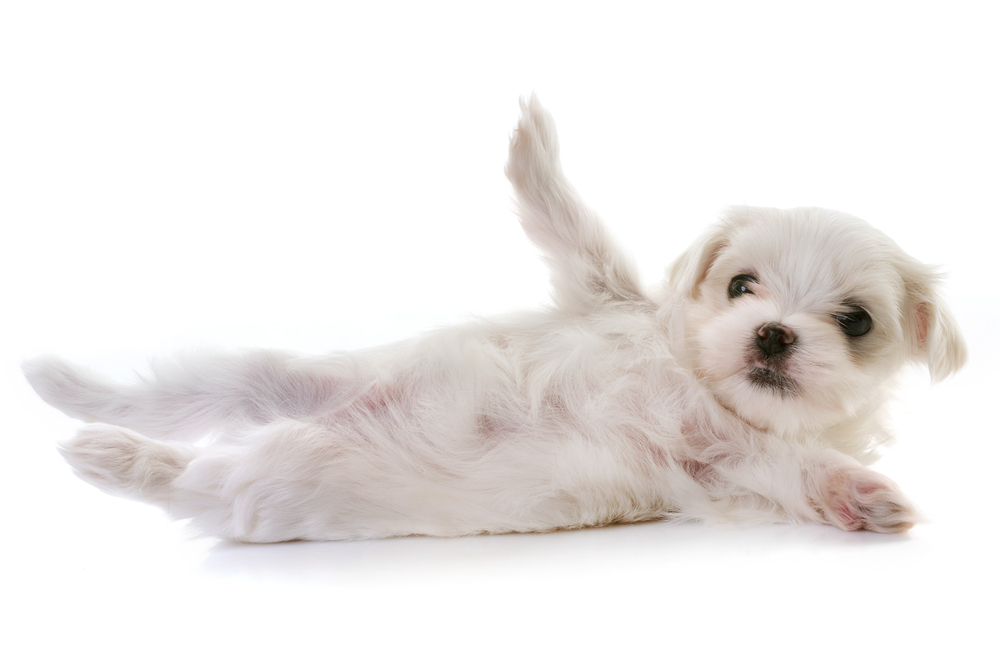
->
[746,363,798,396]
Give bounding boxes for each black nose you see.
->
[756,322,795,356]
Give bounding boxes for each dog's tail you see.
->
[505,94,648,314]
[24,355,129,423]
[59,424,195,503]
[21,355,222,441]
[23,352,356,441]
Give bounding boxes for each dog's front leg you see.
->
[806,452,918,533]
[505,96,648,314]
[699,446,918,533]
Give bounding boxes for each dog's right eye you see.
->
[728,275,757,299]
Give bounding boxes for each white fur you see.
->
[23,96,967,542]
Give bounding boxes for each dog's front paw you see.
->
[817,466,918,533]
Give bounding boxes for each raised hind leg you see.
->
[505,95,648,314]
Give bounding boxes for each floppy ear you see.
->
[666,225,728,298]
[901,265,968,382]
[666,208,751,299]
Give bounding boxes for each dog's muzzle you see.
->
[756,322,795,357]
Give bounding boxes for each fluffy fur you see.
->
[24,96,967,542]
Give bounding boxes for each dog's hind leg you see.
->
[60,423,196,502]
[60,419,373,542]
[23,351,359,440]
[505,95,648,314]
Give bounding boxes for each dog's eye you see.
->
[728,275,757,299]
[834,307,872,337]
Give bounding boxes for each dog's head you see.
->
[668,206,966,435]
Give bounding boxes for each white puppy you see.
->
[24,97,966,542]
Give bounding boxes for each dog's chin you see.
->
[707,362,829,434]
[717,363,867,435]
[746,364,798,396]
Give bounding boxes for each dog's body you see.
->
[24,97,966,541]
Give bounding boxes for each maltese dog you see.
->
[24,96,967,541]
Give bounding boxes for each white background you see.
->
[2,2,998,652]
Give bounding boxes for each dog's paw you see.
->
[60,424,192,499]
[817,466,918,533]
[505,94,560,191]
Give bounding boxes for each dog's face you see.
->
[669,207,967,434]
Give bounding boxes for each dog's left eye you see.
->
[728,275,757,299]
[834,307,873,337]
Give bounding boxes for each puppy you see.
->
[23,96,967,541]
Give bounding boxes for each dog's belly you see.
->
[274,318,697,539]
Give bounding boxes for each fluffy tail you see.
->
[23,356,123,424]
[22,351,356,440]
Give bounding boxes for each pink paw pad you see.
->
[821,467,916,534]
[836,503,862,530]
